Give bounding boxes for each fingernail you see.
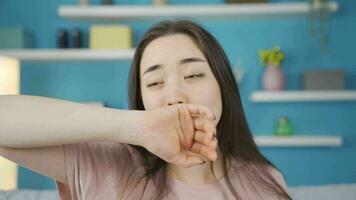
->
[200,161,206,165]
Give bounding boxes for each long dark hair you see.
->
[124,19,292,200]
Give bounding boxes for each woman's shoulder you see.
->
[231,159,289,199]
[229,158,286,183]
[266,165,288,191]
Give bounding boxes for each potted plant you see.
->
[258,46,286,91]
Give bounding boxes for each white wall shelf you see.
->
[58,2,338,20]
[250,90,356,102]
[254,135,343,147]
[0,49,135,61]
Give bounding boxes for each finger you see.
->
[190,142,218,161]
[193,118,216,137]
[177,104,195,149]
[198,138,218,150]
[169,152,205,168]
[194,130,215,147]
[186,104,215,121]
[209,137,218,149]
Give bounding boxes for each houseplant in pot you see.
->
[258,46,286,91]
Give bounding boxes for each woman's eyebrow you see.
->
[180,57,206,65]
[143,57,206,76]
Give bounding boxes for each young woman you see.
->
[0,20,291,200]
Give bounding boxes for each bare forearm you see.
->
[0,95,142,148]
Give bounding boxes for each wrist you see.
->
[130,110,147,147]
[109,108,144,146]
[132,110,149,148]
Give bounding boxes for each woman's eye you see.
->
[185,74,205,79]
[147,82,163,87]
[147,74,204,87]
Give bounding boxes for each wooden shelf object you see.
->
[254,135,343,147]
[0,49,136,61]
[58,2,338,20]
[250,90,356,102]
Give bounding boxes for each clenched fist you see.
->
[138,104,218,168]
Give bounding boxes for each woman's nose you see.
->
[166,84,187,106]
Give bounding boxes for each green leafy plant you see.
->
[258,46,285,67]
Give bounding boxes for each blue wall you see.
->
[0,0,355,190]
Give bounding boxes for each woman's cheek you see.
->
[148,95,164,110]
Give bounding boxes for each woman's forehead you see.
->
[140,34,205,75]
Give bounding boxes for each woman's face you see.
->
[140,34,222,126]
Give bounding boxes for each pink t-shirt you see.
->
[56,141,290,200]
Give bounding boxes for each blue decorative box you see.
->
[0,27,32,49]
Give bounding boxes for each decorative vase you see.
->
[101,0,112,5]
[153,0,166,5]
[262,64,285,91]
[274,117,293,136]
[70,28,82,48]
[79,0,90,5]
[56,28,68,48]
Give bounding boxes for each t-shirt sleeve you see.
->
[55,141,128,200]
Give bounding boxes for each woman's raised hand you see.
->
[138,104,218,168]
